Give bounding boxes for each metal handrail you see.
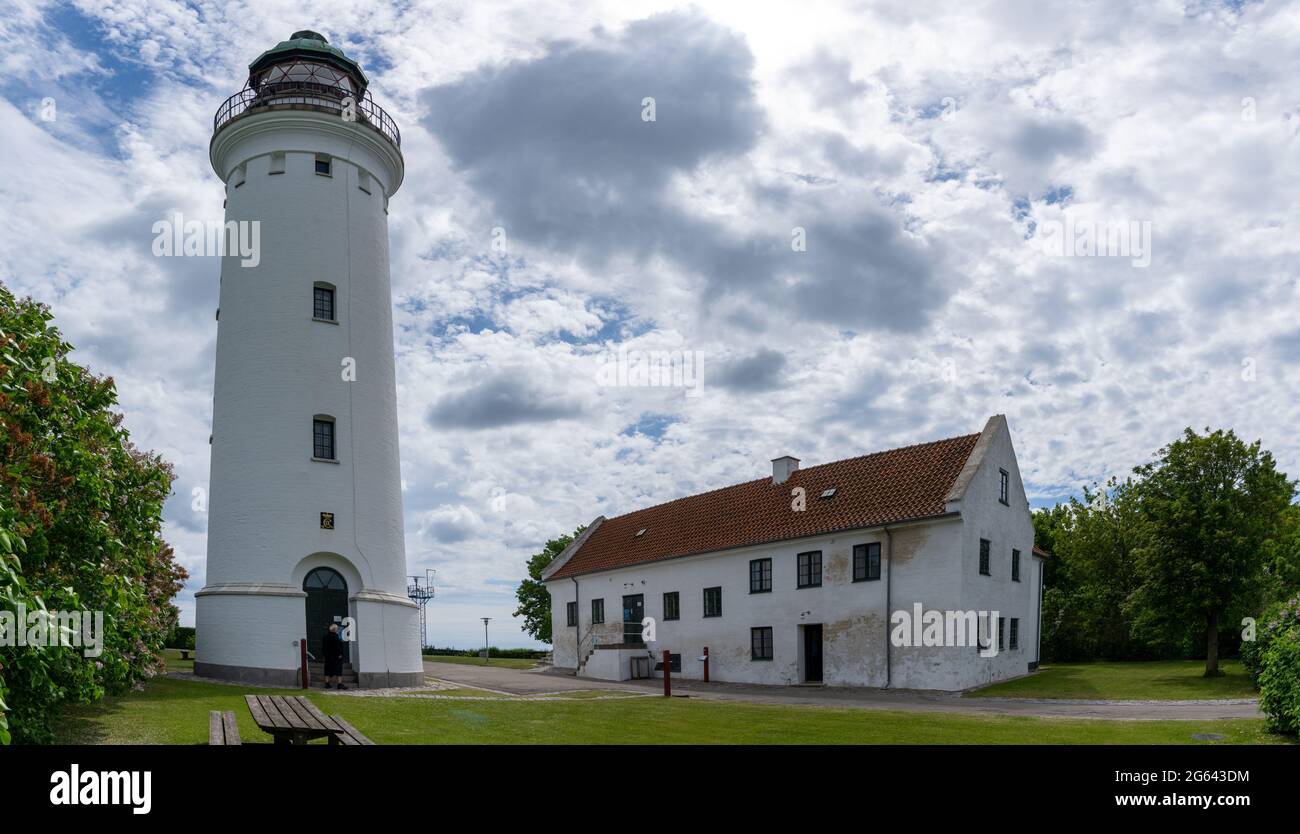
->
[213,81,401,148]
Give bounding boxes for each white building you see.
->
[195,31,423,688]
[544,415,1046,691]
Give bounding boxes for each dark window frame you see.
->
[797,550,822,588]
[853,542,881,582]
[703,586,722,618]
[751,627,774,661]
[749,558,772,593]
[1012,549,1021,582]
[662,591,680,621]
[565,601,577,627]
[313,417,336,460]
[313,284,336,321]
[1010,618,1020,650]
[998,616,1006,652]
[999,469,1010,505]
[315,155,332,176]
[979,539,991,576]
[591,598,604,625]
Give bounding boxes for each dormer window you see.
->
[819,487,836,499]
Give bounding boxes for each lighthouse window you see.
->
[269,152,285,175]
[315,155,332,176]
[313,284,336,321]
[313,417,336,460]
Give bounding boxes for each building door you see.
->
[623,594,645,645]
[803,624,823,682]
[304,567,349,662]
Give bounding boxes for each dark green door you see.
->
[623,594,645,645]
[304,568,349,662]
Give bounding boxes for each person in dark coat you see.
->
[322,623,346,689]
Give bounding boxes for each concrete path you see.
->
[420,661,1261,720]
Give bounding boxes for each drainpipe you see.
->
[570,577,580,673]
[884,526,893,689]
[1035,558,1043,668]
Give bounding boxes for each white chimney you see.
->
[771,455,800,485]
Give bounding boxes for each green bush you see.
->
[1258,627,1300,737]
[1242,593,1300,684]
[165,626,196,650]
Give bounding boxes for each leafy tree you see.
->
[1035,479,1149,661]
[1130,428,1295,677]
[0,283,186,743]
[513,526,584,644]
[1259,504,1300,604]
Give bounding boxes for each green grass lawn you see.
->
[422,654,540,670]
[53,675,1288,745]
[969,660,1257,700]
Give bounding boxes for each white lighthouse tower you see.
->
[196,31,423,688]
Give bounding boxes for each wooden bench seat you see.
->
[208,710,241,745]
[324,714,375,745]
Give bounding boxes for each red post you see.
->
[662,649,671,697]
[300,638,310,689]
[703,646,709,683]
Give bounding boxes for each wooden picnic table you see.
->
[244,694,349,745]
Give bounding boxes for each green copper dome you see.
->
[247,30,369,92]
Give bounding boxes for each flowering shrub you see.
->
[0,284,186,743]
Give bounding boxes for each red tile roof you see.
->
[548,431,982,579]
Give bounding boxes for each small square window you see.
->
[315,156,332,176]
[979,539,991,576]
[591,598,604,624]
[655,653,681,673]
[751,627,773,661]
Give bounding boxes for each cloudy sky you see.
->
[2,0,1297,647]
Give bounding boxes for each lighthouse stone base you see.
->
[194,584,424,688]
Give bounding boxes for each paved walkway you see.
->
[420,661,1261,720]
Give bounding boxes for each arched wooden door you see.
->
[304,567,349,662]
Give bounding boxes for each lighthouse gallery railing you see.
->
[214,81,401,148]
